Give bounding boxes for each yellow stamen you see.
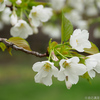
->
[63,61,70,68]
[32,12,37,16]
[43,63,51,72]
[76,39,78,44]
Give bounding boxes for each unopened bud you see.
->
[51,51,59,61]
[65,81,72,89]
[10,14,18,26]
[16,0,22,5]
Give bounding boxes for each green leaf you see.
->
[61,12,73,43]
[48,39,58,53]
[7,47,12,56]
[0,42,6,51]
[84,42,99,54]
[81,72,91,84]
[8,37,32,51]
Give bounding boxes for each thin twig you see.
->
[0,38,48,57]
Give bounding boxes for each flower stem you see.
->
[55,49,66,59]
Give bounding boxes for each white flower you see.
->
[68,0,84,13]
[16,0,22,5]
[93,28,100,38]
[42,24,61,39]
[5,0,12,6]
[1,8,12,24]
[10,13,18,26]
[32,26,38,34]
[10,20,33,39]
[49,0,65,11]
[85,53,100,78]
[57,57,86,85]
[0,0,5,12]
[76,20,88,30]
[29,5,52,27]
[70,29,91,52]
[65,10,82,26]
[86,5,97,16]
[32,61,58,86]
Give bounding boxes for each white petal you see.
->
[51,66,58,77]
[69,35,77,48]
[42,72,52,86]
[90,53,100,59]
[75,46,84,52]
[71,63,86,75]
[10,27,21,37]
[88,70,96,78]
[57,71,66,81]
[70,57,79,63]
[68,74,79,84]
[73,29,81,36]
[31,18,40,27]
[82,40,91,49]
[94,64,100,73]
[81,30,89,39]
[39,8,52,22]
[59,59,66,70]
[32,62,44,72]
[85,58,97,71]
[0,1,5,12]
[34,73,42,83]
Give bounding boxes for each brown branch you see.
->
[6,5,13,11]
[0,38,48,57]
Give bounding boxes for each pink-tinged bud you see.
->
[51,51,59,61]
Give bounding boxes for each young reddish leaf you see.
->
[0,42,6,51]
[84,42,99,54]
[8,37,32,51]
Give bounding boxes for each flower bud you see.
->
[51,51,59,61]
[65,81,72,89]
[10,14,18,26]
[16,0,22,5]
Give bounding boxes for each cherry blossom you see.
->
[70,29,91,52]
[57,57,86,85]
[10,20,33,39]
[85,53,100,78]
[42,24,61,39]
[10,13,18,26]
[0,0,5,12]
[1,8,12,25]
[32,61,58,86]
[29,5,52,27]
[49,0,65,11]
[16,0,22,5]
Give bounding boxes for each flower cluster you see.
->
[32,29,100,89]
[0,1,53,39]
[0,0,100,90]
